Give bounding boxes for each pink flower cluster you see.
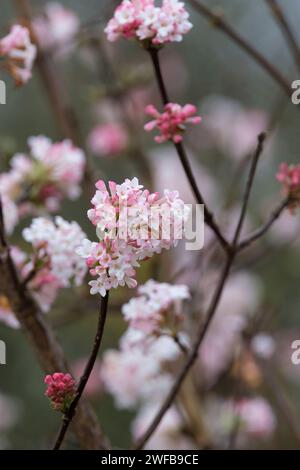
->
[0,136,85,233]
[87,123,128,157]
[145,103,201,143]
[76,178,189,296]
[23,216,88,289]
[0,25,36,85]
[277,163,300,210]
[33,2,79,54]
[122,279,190,335]
[105,0,193,46]
[0,245,58,329]
[44,373,76,412]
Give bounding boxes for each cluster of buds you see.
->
[105,0,192,46]
[0,25,36,85]
[44,373,76,412]
[145,103,201,143]
[276,163,300,211]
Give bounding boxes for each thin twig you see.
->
[147,46,230,252]
[14,0,95,188]
[133,135,265,449]
[189,0,292,98]
[53,292,109,450]
[265,0,300,74]
[238,197,290,251]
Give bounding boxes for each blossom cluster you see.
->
[0,25,36,85]
[145,103,201,143]
[0,218,87,329]
[104,0,193,46]
[277,163,300,211]
[44,373,76,412]
[76,177,189,296]
[122,279,190,335]
[101,328,183,409]
[32,2,79,55]
[0,136,85,234]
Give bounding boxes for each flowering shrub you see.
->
[0,25,36,85]
[0,136,85,229]
[76,178,189,296]
[44,373,76,412]
[105,0,192,45]
[144,103,201,143]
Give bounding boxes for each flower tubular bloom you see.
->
[0,25,37,85]
[145,103,201,143]
[104,0,193,45]
[76,178,189,297]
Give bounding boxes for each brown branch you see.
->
[0,197,108,449]
[189,0,292,98]
[238,197,290,251]
[133,135,265,449]
[265,0,300,74]
[147,47,230,253]
[53,292,109,450]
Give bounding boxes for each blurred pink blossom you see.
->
[87,123,128,157]
[145,103,201,144]
[32,2,79,55]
